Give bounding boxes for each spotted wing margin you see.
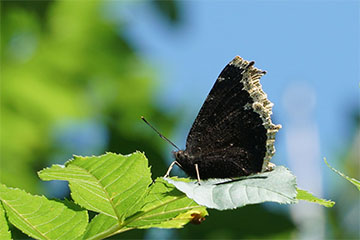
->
[185,56,281,172]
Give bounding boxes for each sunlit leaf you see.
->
[39,152,206,239]
[324,158,360,191]
[0,203,11,240]
[81,214,118,240]
[38,152,152,222]
[0,184,88,240]
[143,209,207,228]
[82,178,207,239]
[165,166,298,210]
[296,188,335,207]
[126,178,207,229]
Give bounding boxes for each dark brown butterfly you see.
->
[143,56,281,182]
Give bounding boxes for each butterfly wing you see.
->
[184,56,280,178]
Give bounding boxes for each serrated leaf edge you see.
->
[39,152,152,221]
[0,186,52,240]
[0,184,88,240]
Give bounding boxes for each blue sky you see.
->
[115,1,359,186]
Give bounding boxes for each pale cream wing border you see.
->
[229,56,282,171]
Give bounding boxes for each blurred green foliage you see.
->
[0,0,176,194]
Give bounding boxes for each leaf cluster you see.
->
[0,152,207,240]
[0,152,336,240]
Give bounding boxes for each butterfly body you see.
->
[173,56,281,180]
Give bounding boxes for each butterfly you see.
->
[143,56,281,182]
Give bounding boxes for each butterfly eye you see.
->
[174,150,183,158]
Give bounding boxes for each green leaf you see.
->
[82,214,118,240]
[39,152,205,239]
[165,166,298,210]
[145,209,207,228]
[0,203,11,240]
[296,188,335,207]
[126,178,207,229]
[82,179,207,240]
[324,158,360,191]
[0,184,88,240]
[38,152,152,222]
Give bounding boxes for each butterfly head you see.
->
[173,150,193,169]
[173,150,185,161]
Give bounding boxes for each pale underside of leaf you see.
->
[165,166,298,210]
[0,184,88,240]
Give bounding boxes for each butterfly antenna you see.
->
[141,116,181,151]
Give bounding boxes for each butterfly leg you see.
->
[194,163,201,185]
[164,161,182,178]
